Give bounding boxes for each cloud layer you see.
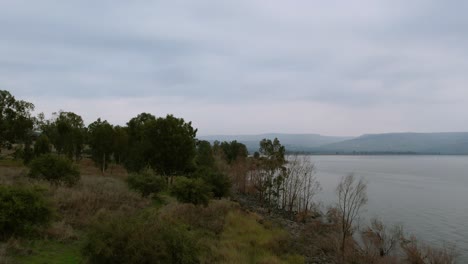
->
[1,0,467,135]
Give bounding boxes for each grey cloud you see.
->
[1,0,468,134]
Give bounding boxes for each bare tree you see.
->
[281,155,321,215]
[361,218,403,258]
[400,235,458,264]
[336,173,368,262]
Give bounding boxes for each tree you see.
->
[88,118,114,173]
[0,90,35,152]
[195,140,215,169]
[126,169,167,197]
[253,138,286,207]
[0,186,52,240]
[41,111,85,160]
[281,155,321,216]
[113,126,128,164]
[218,140,248,164]
[336,174,368,260]
[147,114,197,177]
[34,134,51,157]
[171,177,212,206]
[124,113,197,179]
[361,218,403,258]
[125,113,156,172]
[28,154,81,186]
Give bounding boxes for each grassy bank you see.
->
[0,160,304,264]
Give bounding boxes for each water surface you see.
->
[310,155,468,261]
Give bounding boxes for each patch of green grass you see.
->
[13,239,83,264]
[0,159,24,167]
[212,211,304,264]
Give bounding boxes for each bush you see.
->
[0,186,53,239]
[171,177,212,206]
[83,211,199,264]
[28,154,80,186]
[126,168,167,197]
[34,134,51,157]
[194,168,231,198]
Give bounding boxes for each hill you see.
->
[316,132,468,154]
[198,133,353,153]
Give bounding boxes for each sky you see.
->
[1,0,468,136]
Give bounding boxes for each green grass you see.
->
[212,211,304,264]
[0,159,23,167]
[13,239,83,264]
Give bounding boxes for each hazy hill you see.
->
[198,133,353,153]
[316,132,468,154]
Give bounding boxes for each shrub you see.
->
[28,154,80,186]
[83,211,199,264]
[51,175,150,227]
[126,168,167,197]
[34,134,51,157]
[0,186,53,239]
[194,168,231,198]
[171,177,212,206]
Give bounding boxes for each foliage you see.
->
[124,113,157,172]
[0,186,53,239]
[214,140,248,164]
[12,239,83,264]
[126,169,167,197]
[125,113,198,174]
[251,138,287,206]
[194,167,231,198]
[112,125,128,164]
[212,211,304,264]
[195,140,215,168]
[83,211,199,264]
[34,134,51,157]
[0,90,35,151]
[87,118,114,173]
[147,114,198,175]
[40,111,86,160]
[28,154,80,186]
[171,177,212,206]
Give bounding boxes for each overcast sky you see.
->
[1,1,468,136]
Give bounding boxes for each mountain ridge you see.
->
[199,132,468,155]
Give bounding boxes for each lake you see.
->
[309,155,468,261]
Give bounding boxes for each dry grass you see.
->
[44,221,78,242]
[0,160,150,228]
[159,199,240,234]
[51,175,150,227]
[78,158,128,180]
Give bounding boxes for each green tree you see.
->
[88,118,114,173]
[195,140,215,169]
[28,154,81,186]
[34,134,51,157]
[0,186,53,240]
[147,114,198,177]
[0,90,35,152]
[126,168,167,197]
[124,113,156,172]
[171,177,212,206]
[113,125,128,164]
[255,138,287,207]
[41,111,85,160]
[194,167,231,198]
[218,140,248,164]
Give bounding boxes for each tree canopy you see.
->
[0,90,35,150]
[88,118,114,173]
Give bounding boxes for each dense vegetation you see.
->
[0,90,459,264]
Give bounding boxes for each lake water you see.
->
[309,155,468,261]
